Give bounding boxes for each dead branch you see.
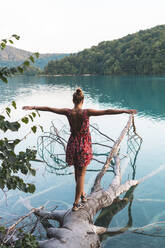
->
[7,206,44,235]
[91,114,133,193]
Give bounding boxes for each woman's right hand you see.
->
[22,106,34,110]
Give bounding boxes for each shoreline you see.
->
[38,73,93,77]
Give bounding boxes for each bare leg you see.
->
[74,166,86,204]
[74,166,85,193]
[74,166,78,183]
[79,167,86,198]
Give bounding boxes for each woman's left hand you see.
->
[22,106,34,110]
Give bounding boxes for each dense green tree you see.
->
[43,25,165,75]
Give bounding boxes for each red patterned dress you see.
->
[66,109,93,167]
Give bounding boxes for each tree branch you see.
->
[34,209,68,226]
[7,206,43,235]
[91,115,133,193]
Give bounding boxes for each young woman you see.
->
[23,88,137,211]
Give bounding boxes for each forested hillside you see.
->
[44,25,165,75]
[0,46,69,69]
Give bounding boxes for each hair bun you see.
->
[73,88,84,104]
[76,88,82,95]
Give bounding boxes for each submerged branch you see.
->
[90,123,115,143]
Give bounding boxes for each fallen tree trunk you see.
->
[33,114,140,248]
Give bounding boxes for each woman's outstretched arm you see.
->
[22,106,68,115]
[87,108,137,116]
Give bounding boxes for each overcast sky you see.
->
[1,0,165,53]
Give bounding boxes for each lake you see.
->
[0,75,165,247]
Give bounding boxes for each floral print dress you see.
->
[66,109,93,167]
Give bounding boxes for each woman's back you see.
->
[67,109,86,134]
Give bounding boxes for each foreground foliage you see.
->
[0,101,40,193]
[0,35,41,193]
[0,35,40,247]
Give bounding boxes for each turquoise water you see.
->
[0,75,165,247]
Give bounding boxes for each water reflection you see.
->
[94,125,142,238]
[1,75,165,119]
[95,186,136,240]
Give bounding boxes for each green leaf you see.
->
[0,115,5,121]
[6,107,11,117]
[12,101,17,109]
[0,124,7,132]
[31,126,37,133]
[32,112,36,118]
[6,121,21,131]
[14,139,21,145]
[9,39,14,44]
[28,184,35,193]
[29,56,34,63]
[34,52,39,58]
[21,117,29,124]
[110,160,115,166]
[2,39,7,43]
[21,166,28,175]
[28,114,33,122]
[23,60,30,67]
[1,42,6,49]
[17,66,24,74]
[12,34,20,40]
[39,125,44,132]
[29,168,36,176]
[0,75,8,83]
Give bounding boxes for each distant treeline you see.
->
[44,25,165,75]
